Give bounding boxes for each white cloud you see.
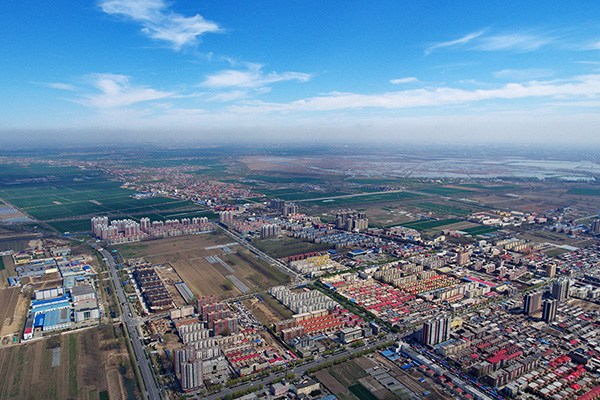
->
[206,90,249,102]
[42,82,78,91]
[79,73,173,108]
[427,29,554,54]
[99,0,221,50]
[227,74,600,113]
[587,41,600,50]
[477,33,552,51]
[494,69,554,80]
[425,30,486,54]
[390,77,418,84]
[201,64,311,89]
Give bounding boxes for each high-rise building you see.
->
[283,202,298,216]
[335,209,368,232]
[551,278,570,302]
[542,299,558,323]
[421,316,450,347]
[456,249,470,266]
[590,218,600,234]
[545,264,556,278]
[523,291,542,315]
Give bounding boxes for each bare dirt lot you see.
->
[118,233,290,300]
[0,325,135,400]
[0,287,29,343]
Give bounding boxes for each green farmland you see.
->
[567,188,600,196]
[462,225,500,235]
[0,163,207,232]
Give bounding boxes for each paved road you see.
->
[202,336,392,400]
[292,189,429,203]
[216,224,303,281]
[100,248,162,400]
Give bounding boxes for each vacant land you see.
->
[0,325,134,400]
[253,237,332,259]
[118,233,290,300]
[401,218,463,231]
[0,287,29,343]
[243,295,293,326]
[518,230,593,248]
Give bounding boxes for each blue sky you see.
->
[2,0,600,145]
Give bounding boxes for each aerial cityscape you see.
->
[1,1,599,400]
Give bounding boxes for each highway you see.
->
[100,248,162,400]
[216,224,303,282]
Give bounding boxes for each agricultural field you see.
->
[0,325,137,400]
[567,187,600,197]
[412,201,472,216]
[462,225,500,235]
[0,163,206,233]
[459,183,517,191]
[314,358,399,400]
[117,233,290,300]
[418,186,473,196]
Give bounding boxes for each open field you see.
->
[0,325,135,400]
[253,237,333,259]
[401,218,463,231]
[0,287,29,342]
[117,233,290,300]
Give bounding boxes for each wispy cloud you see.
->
[228,74,600,113]
[494,68,554,80]
[98,0,221,50]
[425,30,486,54]
[39,82,78,91]
[390,77,418,84]
[79,73,173,108]
[206,90,249,102]
[201,63,311,89]
[477,33,553,51]
[587,41,600,50]
[427,29,555,54]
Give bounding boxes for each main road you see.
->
[215,224,303,282]
[202,336,392,400]
[100,248,162,400]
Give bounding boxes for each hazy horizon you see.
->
[2,1,600,146]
